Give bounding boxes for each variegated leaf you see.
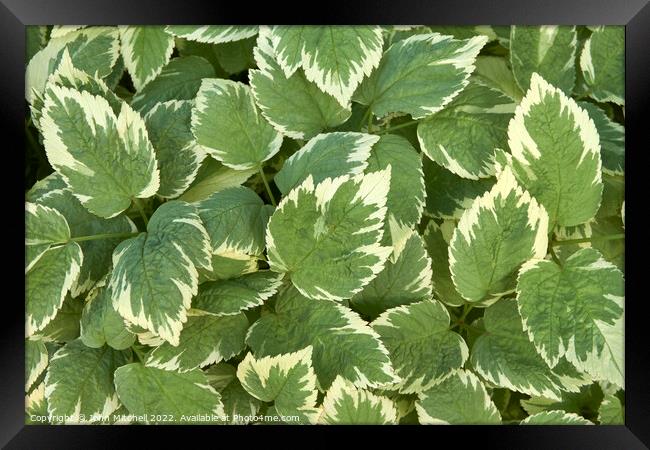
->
[449,168,548,303]
[506,72,603,227]
[192,78,282,170]
[145,100,206,198]
[109,201,212,345]
[194,271,283,316]
[351,222,432,319]
[416,370,501,424]
[26,339,49,391]
[580,26,624,105]
[471,299,589,401]
[114,363,224,423]
[237,347,318,424]
[510,26,577,93]
[266,170,391,301]
[118,26,175,91]
[354,33,487,119]
[41,85,160,218]
[265,25,384,107]
[165,25,258,44]
[422,221,466,307]
[317,375,398,424]
[517,248,624,385]
[246,285,398,390]
[372,300,467,393]
[521,410,593,425]
[44,339,130,423]
[249,29,351,139]
[579,102,624,175]
[145,311,248,372]
[274,132,378,195]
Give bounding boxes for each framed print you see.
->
[4,0,648,447]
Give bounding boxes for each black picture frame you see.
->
[3,0,647,447]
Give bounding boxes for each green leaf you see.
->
[265,25,384,107]
[118,26,175,91]
[213,37,257,74]
[365,134,425,231]
[246,285,397,390]
[109,201,212,345]
[506,73,603,227]
[194,271,283,316]
[517,248,624,385]
[41,84,160,218]
[197,186,273,255]
[165,25,258,44]
[36,295,84,343]
[266,170,391,301]
[579,102,624,175]
[520,410,592,425]
[510,26,577,93]
[25,202,70,270]
[26,339,49,391]
[249,30,351,139]
[474,55,524,101]
[274,132,378,195]
[26,26,120,104]
[44,339,130,423]
[198,252,259,283]
[354,33,487,119]
[422,221,466,307]
[371,299,468,393]
[26,243,83,335]
[114,363,224,423]
[206,363,262,424]
[29,177,137,296]
[316,375,398,424]
[416,370,501,424]
[192,78,283,170]
[80,280,136,350]
[237,346,318,424]
[520,383,604,420]
[471,299,587,400]
[351,223,432,319]
[598,393,624,424]
[145,312,248,372]
[26,383,49,424]
[422,157,495,220]
[145,100,206,198]
[130,56,216,114]
[580,26,624,105]
[449,168,549,303]
[418,81,514,179]
[179,158,256,203]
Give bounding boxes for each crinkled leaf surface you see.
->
[372,300,468,393]
[237,347,318,424]
[266,170,391,301]
[145,312,248,372]
[114,363,224,423]
[506,73,603,227]
[449,169,548,303]
[517,248,624,384]
[192,78,282,170]
[246,285,397,390]
[109,201,212,345]
[317,376,398,424]
[422,221,466,307]
[41,85,160,218]
[44,339,130,423]
[354,33,487,119]
[416,370,501,424]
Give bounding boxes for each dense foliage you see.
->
[25,25,625,425]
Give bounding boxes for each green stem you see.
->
[131,345,145,363]
[379,120,418,134]
[458,304,473,322]
[551,234,625,246]
[258,167,277,207]
[132,198,149,227]
[461,323,484,335]
[549,246,562,266]
[360,107,373,132]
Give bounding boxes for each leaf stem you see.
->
[258,166,277,207]
[458,304,473,322]
[379,120,419,134]
[549,246,562,266]
[551,234,625,246]
[132,198,149,227]
[361,107,373,132]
